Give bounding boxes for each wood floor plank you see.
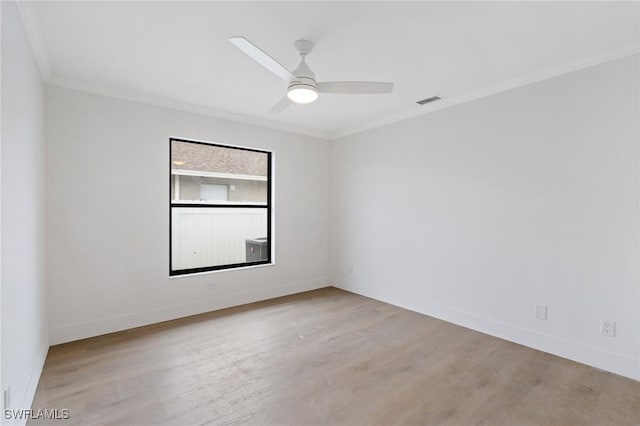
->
[28,287,639,425]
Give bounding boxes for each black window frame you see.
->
[169,137,272,276]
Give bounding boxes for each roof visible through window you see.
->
[171,140,267,177]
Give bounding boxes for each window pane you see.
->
[171,207,268,271]
[171,175,267,204]
[171,141,268,204]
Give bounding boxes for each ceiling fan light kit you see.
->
[287,85,318,104]
[286,43,318,104]
[229,36,394,112]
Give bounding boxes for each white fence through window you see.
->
[171,207,268,270]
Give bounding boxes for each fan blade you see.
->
[316,81,394,94]
[229,37,295,83]
[269,96,292,114]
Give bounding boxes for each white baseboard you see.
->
[334,280,640,381]
[7,342,50,426]
[50,278,330,345]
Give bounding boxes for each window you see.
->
[170,138,272,275]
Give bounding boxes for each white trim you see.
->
[12,343,48,425]
[171,169,267,181]
[42,45,638,141]
[15,1,51,81]
[50,279,330,345]
[331,43,640,139]
[16,4,638,140]
[168,261,275,279]
[170,135,275,154]
[334,280,640,381]
[46,77,332,140]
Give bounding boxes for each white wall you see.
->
[45,86,331,344]
[1,1,49,422]
[331,55,639,380]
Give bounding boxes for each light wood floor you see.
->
[30,287,639,426]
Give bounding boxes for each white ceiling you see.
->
[22,1,640,138]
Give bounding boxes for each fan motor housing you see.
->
[288,76,317,91]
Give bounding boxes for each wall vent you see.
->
[416,96,442,105]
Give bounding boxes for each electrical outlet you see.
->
[535,305,548,320]
[348,266,353,275]
[601,320,616,337]
[206,281,216,290]
[3,386,10,410]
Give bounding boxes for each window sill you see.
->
[168,261,275,279]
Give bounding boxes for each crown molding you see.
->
[16,1,51,81]
[330,43,640,139]
[18,0,638,142]
[16,0,330,139]
[46,42,640,142]
[46,77,332,140]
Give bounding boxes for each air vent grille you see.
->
[416,96,442,105]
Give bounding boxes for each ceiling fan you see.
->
[229,37,394,113]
